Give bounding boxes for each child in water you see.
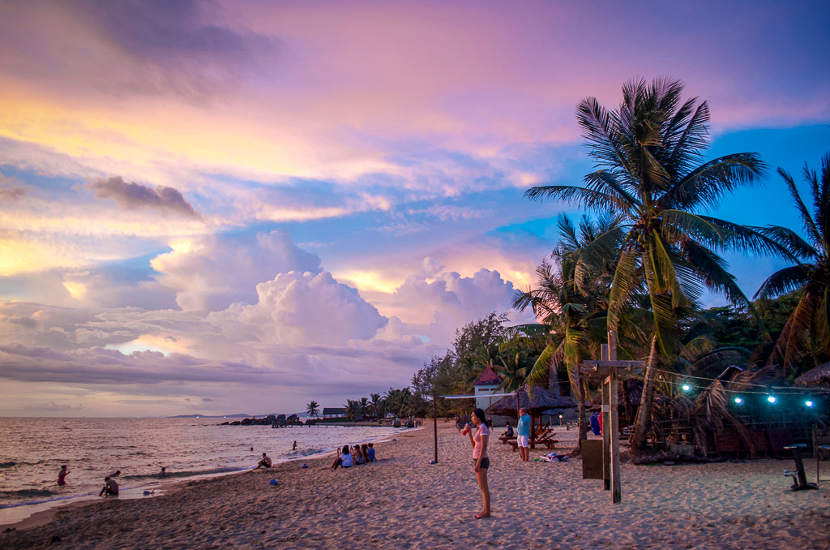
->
[57,465,69,486]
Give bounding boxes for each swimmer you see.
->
[292,440,297,451]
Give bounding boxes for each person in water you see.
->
[464,408,491,519]
[99,476,119,496]
[330,445,354,470]
[292,440,297,451]
[109,470,121,478]
[57,465,69,486]
[257,452,272,468]
[159,466,166,477]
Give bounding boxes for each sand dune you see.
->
[2,421,829,549]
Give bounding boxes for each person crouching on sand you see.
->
[464,408,491,519]
[257,452,272,468]
[331,445,354,470]
[99,476,119,496]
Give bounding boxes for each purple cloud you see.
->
[91,176,200,218]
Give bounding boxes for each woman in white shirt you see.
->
[464,408,491,519]
[330,445,354,470]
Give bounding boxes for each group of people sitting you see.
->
[330,443,375,469]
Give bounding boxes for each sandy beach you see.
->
[2,421,829,549]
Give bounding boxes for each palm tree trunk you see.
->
[631,335,658,451]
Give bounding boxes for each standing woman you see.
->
[464,408,491,519]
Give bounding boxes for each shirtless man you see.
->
[256,452,272,468]
[99,476,119,496]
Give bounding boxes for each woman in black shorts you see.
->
[464,408,491,519]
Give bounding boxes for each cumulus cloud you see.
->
[213,271,387,346]
[151,230,322,311]
[91,176,200,218]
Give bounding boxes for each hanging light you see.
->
[767,395,777,404]
[733,396,743,405]
[805,400,814,408]
[681,383,692,393]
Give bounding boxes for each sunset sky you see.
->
[1,0,829,416]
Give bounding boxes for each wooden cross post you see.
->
[582,330,638,504]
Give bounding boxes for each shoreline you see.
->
[0,426,421,529]
[2,422,828,549]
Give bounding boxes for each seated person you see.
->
[367,443,376,462]
[331,445,354,470]
[99,476,119,496]
[504,423,514,437]
[360,444,370,463]
[352,445,365,465]
[257,452,272,468]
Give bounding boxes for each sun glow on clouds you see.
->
[334,270,402,294]
[61,281,86,300]
[109,334,191,357]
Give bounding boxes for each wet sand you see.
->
[2,421,829,549]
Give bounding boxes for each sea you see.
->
[0,417,413,525]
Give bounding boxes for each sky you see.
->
[0,0,828,417]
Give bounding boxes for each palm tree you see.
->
[305,400,319,417]
[756,154,830,372]
[344,399,363,420]
[359,397,370,419]
[369,393,382,419]
[515,215,622,448]
[525,78,784,450]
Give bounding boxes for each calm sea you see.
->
[0,417,410,525]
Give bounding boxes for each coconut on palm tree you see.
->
[756,154,830,372]
[525,78,786,450]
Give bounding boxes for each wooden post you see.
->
[609,369,621,503]
[601,344,610,490]
[433,393,438,463]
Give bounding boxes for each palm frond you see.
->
[778,167,822,247]
[660,153,765,210]
[754,264,813,300]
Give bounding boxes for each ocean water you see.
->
[0,417,410,525]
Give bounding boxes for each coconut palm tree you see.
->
[305,400,319,417]
[525,78,785,450]
[755,154,830,372]
[515,214,623,448]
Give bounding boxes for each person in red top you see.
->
[57,465,69,486]
[463,408,491,519]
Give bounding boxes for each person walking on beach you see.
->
[516,408,531,462]
[464,408,491,519]
[57,465,69,486]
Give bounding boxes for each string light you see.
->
[733,396,743,405]
[805,400,814,408]
[681,383,692,392]
[767,395,777,404]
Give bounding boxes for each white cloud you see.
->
[151,230,322,311]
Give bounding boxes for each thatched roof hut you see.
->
[485,384,576,417]
[795,362,830,387]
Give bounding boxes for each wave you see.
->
[121,466,247,481]
[0,488,54,500]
